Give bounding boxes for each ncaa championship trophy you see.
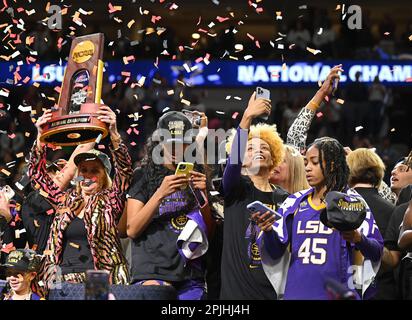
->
[40,33,108,146]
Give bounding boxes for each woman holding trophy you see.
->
[28,106,133,292]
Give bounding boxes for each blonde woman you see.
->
[220,92,289,300]
[270,145,309,194]
[346,148,397,299]
[28,106,132,292]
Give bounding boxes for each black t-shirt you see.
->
[354,187,396,300]
[60,217,94,275]
[127,168,205,283]
[220,175,289,300]
[381,203,409,300]
[21,190,54,254]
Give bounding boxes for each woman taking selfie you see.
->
[126,111,214,300]
[28,106,132,290]
[220,92,289,300]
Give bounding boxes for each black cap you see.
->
[1,249,41,272]
[320,191,367,232]
[74,150,112,174]
[155,111,193,144]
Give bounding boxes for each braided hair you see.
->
[307,137,349,199]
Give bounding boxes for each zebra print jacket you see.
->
[28,141,132,291]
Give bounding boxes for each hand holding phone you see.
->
[246,201,280,218]
[255,87,271,120]
[175,162,194,190]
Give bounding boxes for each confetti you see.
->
[316,112,323,118]
[355,126,363,132]
[16,152,24,158]
[181,99,191,106]
[167,90,174,95]
[142,105,152,110]
[384,32,390,36]
[1,168,11,176]
[127,19,135,28]
[317,28,323,35]
[69,242,80,249]
[390,128,396,132]
[225,95,231,100]
[216,111,225,115]
[336,99,345,104]
[306,47,322,55]
[232,112,239,119]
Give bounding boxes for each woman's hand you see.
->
[189,171,207,192]
[35,109,53,136]
[251,211,276,232]
[192,111,208,129]
[341,229,362,244]
[244,92,271,119]
[97,105,118,136]
[240,92,272,129]
[154,175,190,200]
[319,64,344,97]
[0,192,12,223]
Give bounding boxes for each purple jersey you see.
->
[258,188,383,300]
[284,194,351,299]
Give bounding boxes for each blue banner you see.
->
[1,60,412,88]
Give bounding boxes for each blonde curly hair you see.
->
[226,123,285,172]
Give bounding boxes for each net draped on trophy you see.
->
[40,33,108,146]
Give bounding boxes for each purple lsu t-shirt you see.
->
[284,195,351,300]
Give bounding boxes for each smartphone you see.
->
[0,185,15,201]
[255,87,271,120]
[211,178,222,192]
[246,201,281,218]
[175,162,194,190]
[332,72,341,96]
[189,180,208,209]
[84,270,110,300]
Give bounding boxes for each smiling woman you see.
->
[28,105,133,295]
[219,91,289,300]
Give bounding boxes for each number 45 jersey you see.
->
[285,194,349,300]
[258,188,383,300]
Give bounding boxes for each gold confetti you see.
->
[1,169,11,176]
[16,152,24,158]
[69,242,80,249]
[39,190,49,198]
[127,19,135,28]
[336,99,345,104]
[181,99,191,106]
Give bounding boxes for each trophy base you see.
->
[40,103,109,146]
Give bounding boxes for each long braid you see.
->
[309,137,349,200]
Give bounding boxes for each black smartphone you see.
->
[84,270,110,300]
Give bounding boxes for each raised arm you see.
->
[28,110,65,207]
[286,65,343,153]
[97,105,133,220]
[222,92,271,196]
